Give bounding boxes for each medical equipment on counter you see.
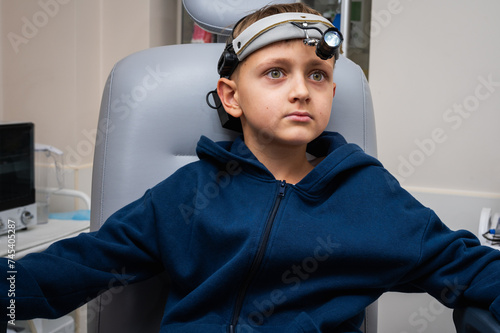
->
[0,122,37,235]
[35,143,90,224]
[479,207,500,249]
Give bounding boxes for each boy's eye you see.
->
[310,71,325,82]
[266,69,283,79]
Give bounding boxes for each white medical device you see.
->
[479,207,500,249]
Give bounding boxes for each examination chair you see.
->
[86,0,499,332]
[88,0,378,331]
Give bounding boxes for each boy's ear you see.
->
[217,78,243,118]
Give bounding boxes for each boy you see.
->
[2,3,500,332]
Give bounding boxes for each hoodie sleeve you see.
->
[397,208,500,321]
[1,189,164,321]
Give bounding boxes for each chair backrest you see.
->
[88,2,377,333]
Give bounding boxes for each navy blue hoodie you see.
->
[2,132,500,332]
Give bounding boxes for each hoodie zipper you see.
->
[228,180,287,333]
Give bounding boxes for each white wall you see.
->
[0,0,177,210]
[370,0,500,197]
[369,1,500,332]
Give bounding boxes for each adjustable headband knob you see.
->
[217,44,240,78]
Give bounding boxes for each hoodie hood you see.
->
[196,131,382,194]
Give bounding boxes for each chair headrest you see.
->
[182,0,297,36]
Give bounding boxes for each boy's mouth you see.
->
[286,111,312,122]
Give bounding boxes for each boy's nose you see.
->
[288,75,310,103]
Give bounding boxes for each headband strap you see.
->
[232,12,334,61]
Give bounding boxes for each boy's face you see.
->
[230,39,336,149]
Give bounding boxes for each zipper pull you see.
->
[228,324,235,333]
[279,180,286,197]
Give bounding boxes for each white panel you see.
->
[370,0,500,195]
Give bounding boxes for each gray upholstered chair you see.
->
[87,50,379,332]
[87,0,378,332]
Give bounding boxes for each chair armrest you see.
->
[453,307,500,333]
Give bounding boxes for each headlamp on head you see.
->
[222,12,343,78]
[208,12,343,132]
[317,27,343,60]
[290,22,343,61]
